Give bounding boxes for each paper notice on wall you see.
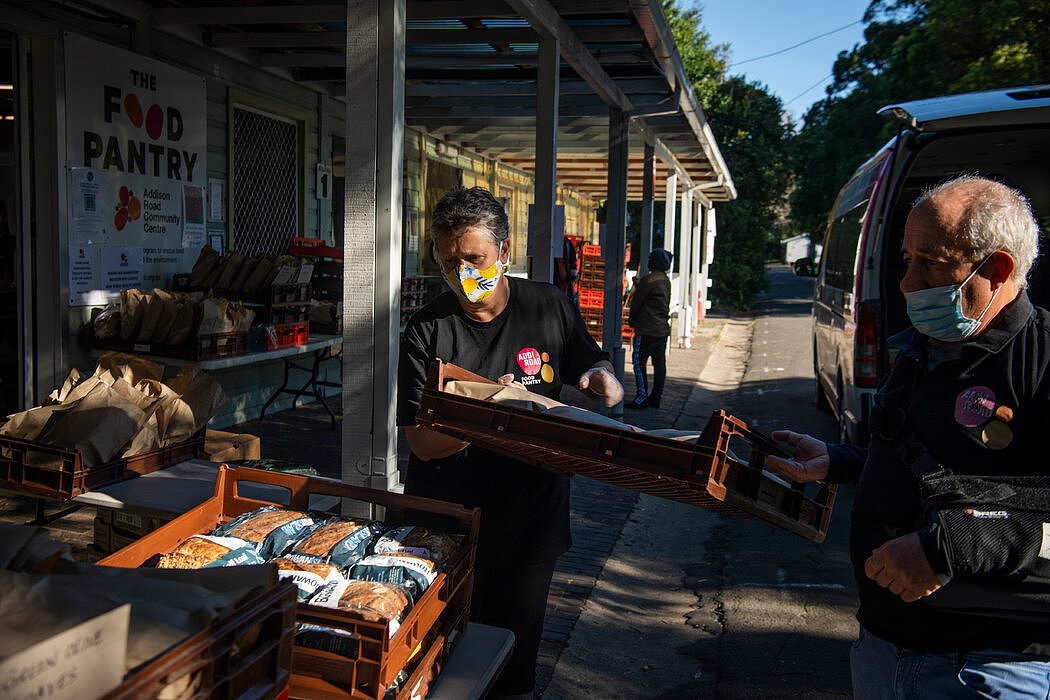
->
[70,167,108,245]
[0,604,129,700]
[182,184,206,249]
[100,245,144,291]
[68,245,105,306]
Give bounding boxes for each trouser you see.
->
[851,624,1050,699]
[471,557,559,698]
[631,334,668,404]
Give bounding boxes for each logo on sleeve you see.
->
[954,386,995,427]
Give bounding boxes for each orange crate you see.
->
[581,244,602,258]
[98,466,479,700]
[267,323,309,350]
[418,361,837,543]
[103,578,297,700]
[578,290,604,309]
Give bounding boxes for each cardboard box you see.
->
[204,429,261,462]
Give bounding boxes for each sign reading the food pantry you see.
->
[64,32,205,305]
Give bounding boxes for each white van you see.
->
[812,84,1050,443]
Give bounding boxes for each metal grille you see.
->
[232,105,298,256]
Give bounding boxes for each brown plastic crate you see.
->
[416,361,836,542]
[0,428,206,499]
[97,465,479,699]
[198,331,250,360]
[102,576,298,700]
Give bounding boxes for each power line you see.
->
[729,19,862,68]
[784,72,834,107]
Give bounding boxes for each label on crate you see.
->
[114,511,143,530]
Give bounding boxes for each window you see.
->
[231,105,299,256]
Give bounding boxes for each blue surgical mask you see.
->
[903,256,1000,341]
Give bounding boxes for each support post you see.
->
[603,106,629,415]
[638,143,655,279]
[690,202,703,326]
[663,173,677,254]
[343,0,405,497]
[700,207,717,318]
[677,189,693,348]
[530,37,559,283]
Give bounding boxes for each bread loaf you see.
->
[157,535,263,569]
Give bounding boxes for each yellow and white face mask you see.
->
[444,259,506,303]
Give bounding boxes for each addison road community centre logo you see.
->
[516,347,555,386]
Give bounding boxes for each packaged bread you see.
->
[273,557,345,600]
[157,535,265,569]
[348,553,438,603]
[309,579,412,633]
[286,518,386,570]
[372,525,460,565]
[210,506,316,558]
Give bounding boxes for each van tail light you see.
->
[854,301,880,388]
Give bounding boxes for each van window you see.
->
[822,154,888,291]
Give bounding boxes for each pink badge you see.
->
[954,386,996,427]
[516,347,542,376]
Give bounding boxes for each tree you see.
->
[664,1,794,309]
[790,0,1050,235]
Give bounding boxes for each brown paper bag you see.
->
[242,257,275,294]
[163,367,228,444]
[188,245,221,287]
[165,294,199,347]
[197,297,233,336]
[228,256,258,293]
[120,289,145,341]
[96,351,164,386]
[37,382,149,466]
[214,253,244,290]
[148,289,181,345]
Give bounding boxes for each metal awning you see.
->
[140,0,736,202]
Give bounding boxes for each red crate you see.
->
[103,578,297,700]
[98,466,479,700]
[267,323,309,350]
[581,244,602,258]
[578,289,604,309]
[289,237,343,260]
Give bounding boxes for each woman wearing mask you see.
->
[397,186,623,699]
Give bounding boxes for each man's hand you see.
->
[767,430,830,483]
[578,361,624,407]
[864,533,944,603]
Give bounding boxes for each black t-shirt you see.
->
[397,276,607,567]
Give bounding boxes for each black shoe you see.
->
[625,398,648,409]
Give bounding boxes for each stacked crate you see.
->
[577,244,605,343]
[577,244,633,346]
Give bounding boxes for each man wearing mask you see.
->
[768,176,1050,698]
[397,186,623,699]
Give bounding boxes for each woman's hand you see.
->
[766,430,830,483]
[578,361,624,407]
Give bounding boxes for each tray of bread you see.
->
[98,465,478,699]
[415,359,836,543]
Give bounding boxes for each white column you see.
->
[701,207,717,316]
[343,0,404,496]
[689,202,703,327]
[637,144,655,278]
[677,188,693,348]
[663,173,677,255]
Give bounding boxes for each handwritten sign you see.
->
[0,604,129,700]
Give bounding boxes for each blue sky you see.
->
[697,0,872,124]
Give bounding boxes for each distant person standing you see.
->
[626,248,672,409]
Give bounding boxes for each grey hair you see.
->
[918,175,1040,288]
[429,186,509,258]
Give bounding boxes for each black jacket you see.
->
[628,270,671,337]
[827,294,1050,655]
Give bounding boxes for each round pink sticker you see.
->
[954,386,996,427]
[516,347,542,376]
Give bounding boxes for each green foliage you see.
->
[663,2,794,310]
[790,0,1050,235]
